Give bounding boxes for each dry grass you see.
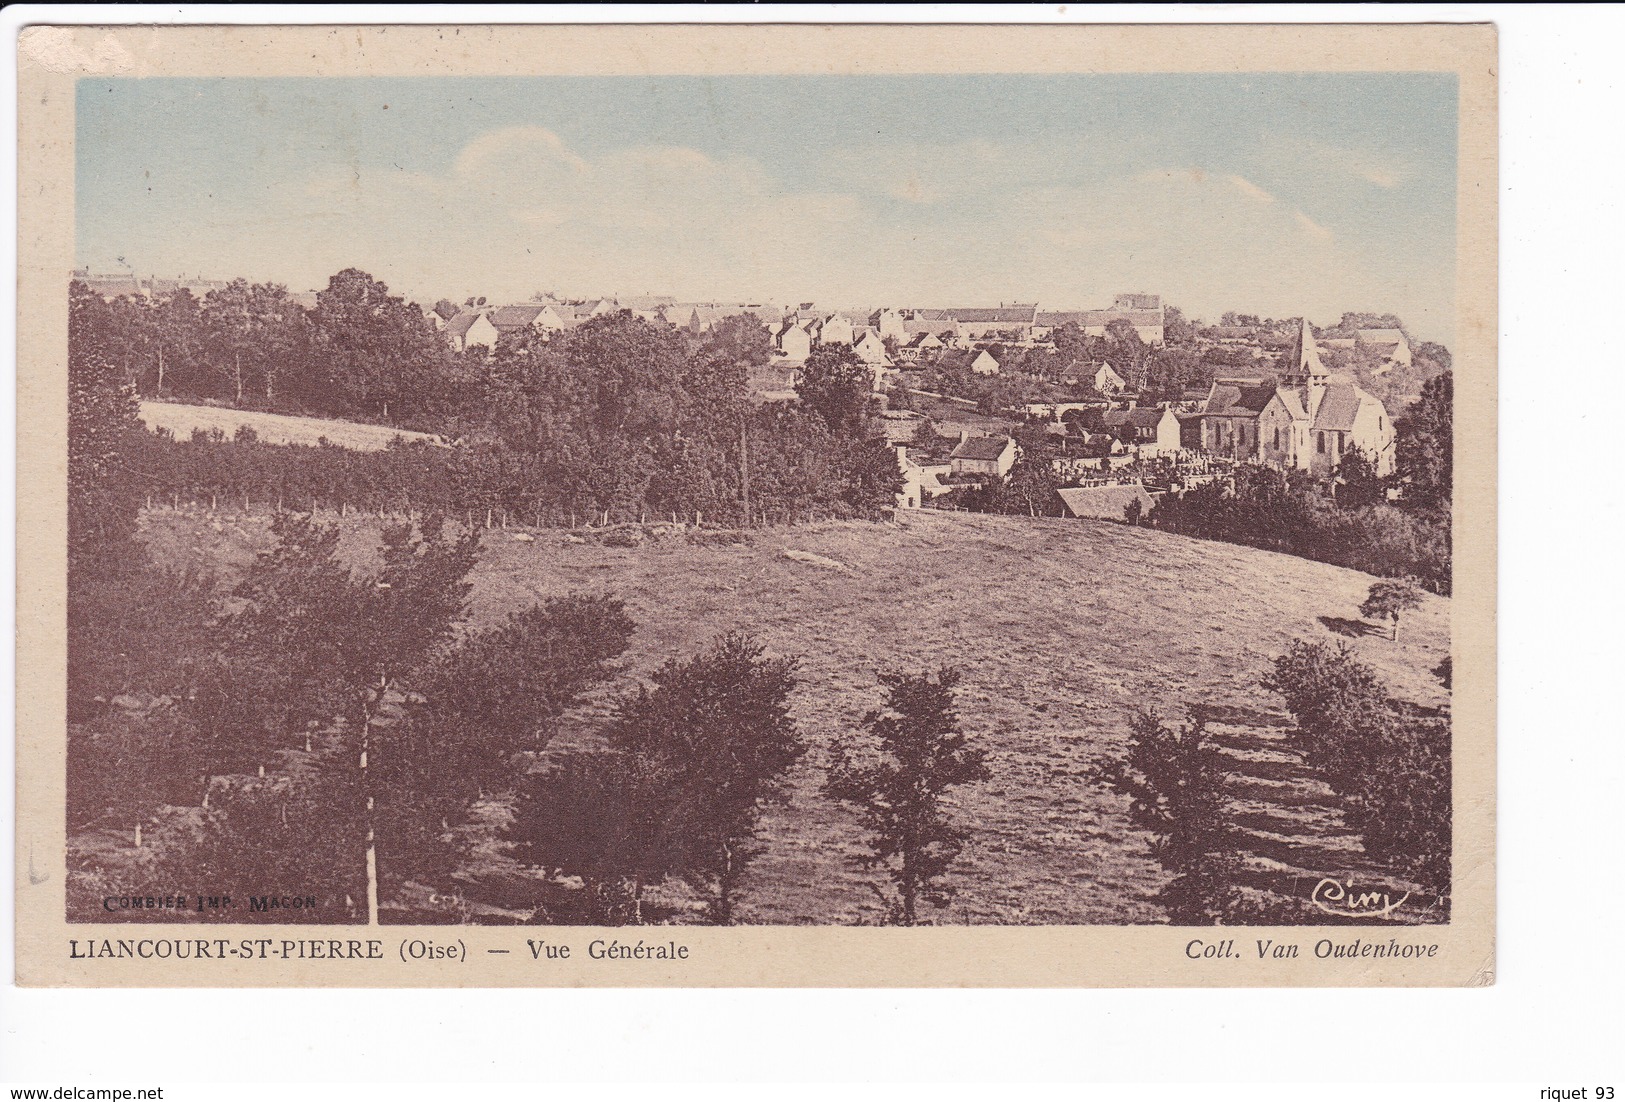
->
[139,401,443,452]
[142,506,1450,926]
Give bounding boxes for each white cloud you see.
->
[1353,163,1404,189]
[451,126,588,180]
[1227,174,1276,204]
[1293,210,1334,240]
[248,132,1412,331]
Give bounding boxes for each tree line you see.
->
[76,277,905,529]
[72,270,452,424]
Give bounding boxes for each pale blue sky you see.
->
[77,73,1458,341]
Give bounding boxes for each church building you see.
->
[1200,318,1395,478]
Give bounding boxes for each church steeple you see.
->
[1284,316,1330,417]
[1286,316,1329,379]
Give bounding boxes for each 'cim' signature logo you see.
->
[1310,877,1410,919]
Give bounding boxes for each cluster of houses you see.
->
[764,293,1166,368]
[72,269,242,304]
[429,291,1169,377]
[1200,317,1412,376]
[889,316,1396,514]
[71,269,1400,510]
[432,294,698,351]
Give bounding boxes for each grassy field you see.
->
[141,506,1450,926]
[139,400,445,451]
[893,386,1018,437]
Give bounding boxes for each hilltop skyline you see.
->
[76,73,1459,343]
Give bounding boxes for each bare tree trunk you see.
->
[715,843,737,926]
[739,420,751,526]
[361,678,383,927]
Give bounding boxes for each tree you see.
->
[309,268,449,420]
[796,344,874,438]
[557,311,689,437]
[607,632,802,923]
[1051,321,1088,367]
[514,749,686,923]
[197,511,480,921]
[151,288,205,397]
[825,668,990,925]
[1395,371,1452,512]
[1162,304,1198,345]
[1335,448,1389,508]
[68,283,145,565]
[1267,641,1451,896]
[1360,577,1425,642]
[382,595,636,904]
[1095,708,1239,924]
[200,279,257,403]
[1006,452,1062,517]
[833,436,908,519]
[1414,341,1452,373]
[910,416,943,450]
[247,283,310,404]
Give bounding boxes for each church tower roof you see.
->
[1286,317,1330,378]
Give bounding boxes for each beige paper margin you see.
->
[14,22,1497,988]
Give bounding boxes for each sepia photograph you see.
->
[16,21,1496,987]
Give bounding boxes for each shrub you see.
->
[824,668,990,925]
[1094,707,1240,924]
[1267,641,1451,896]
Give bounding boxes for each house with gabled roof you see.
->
[1103,405,1182,456]
[869,308,907,343]
[897,330,944,363]
[852,329,891,367]
[817,313,856,346]
[949,433,1018,479]
[445,309,501,352]
[491,301,582,338]
[777,319,813,361]
[1090,360,1126,393]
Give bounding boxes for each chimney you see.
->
[959,429,970,444]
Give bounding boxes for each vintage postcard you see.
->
[15,22,1496,986]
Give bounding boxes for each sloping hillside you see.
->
[142,506,1450,925]
[140,401,444,451]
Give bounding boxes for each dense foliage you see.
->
[99,278,902,527]
[824,668,990,925]
[1267,641,1451,897]
[1149,464,1452,594]
[1094,708,1240,924]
